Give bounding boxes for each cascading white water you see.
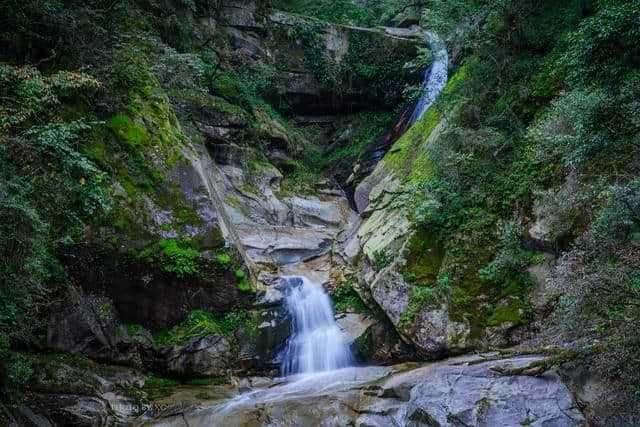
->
[407,29,449,127]
[279,276,354,376]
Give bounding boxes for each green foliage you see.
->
[400,278,452,324]
[527,87,631,166]
[478,222,530,284]
[158,239,200,278]
[320,112,394,169]
[0,65,109,353]
[332,286,367,313]
[106,114,150,151]
[371,250,393,272]
[99,303,112,318]
[153,309,249,346]
[273,21,329,83]
[216,252,232,267]
[6,358,34,386]
[555,0,640,87]
[585,180,640,253]
[237,279,251,293]
[385,1,640,409]
[268,0,377,26]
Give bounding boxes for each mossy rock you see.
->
[487,298,526,327]
[107,114,150,151]
[400,227,444,285]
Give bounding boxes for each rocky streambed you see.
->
[135,353,584,427]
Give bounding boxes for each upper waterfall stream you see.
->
[279,276,354,376]
[408,29,449,126]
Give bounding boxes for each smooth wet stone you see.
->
[335,312,375,345]
[138,354,585,427]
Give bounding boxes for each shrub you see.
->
[158,239,200,278]
[216,252,232,267]
[372,250,393,272]
[332,286,367,313]
[237,279,251,293]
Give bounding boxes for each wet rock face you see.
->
[336,312,416,364]
[163,334,233,377]
[367,355,585,427]
[266,12,419,116]
[140,354,585,427]
[235,305,291,371]
[47,292,146,367]
[13,357,146,426]
[63,246,248,329]
[202,143,355,282]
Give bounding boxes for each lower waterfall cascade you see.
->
[279,276,354,376]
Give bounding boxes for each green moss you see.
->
[99,303,112,318]
[145,374,179,388]
[157,238,200,278]
[137,247,154,263]
[82,138,107,167]
[153,309,221,346]
[211,72,240,100]
[529,252,546,265]
[226,194,243,209]
[118,323,145,338]
[400,281,451,324]
[400,227,444,285]
[371,249,393,272]
[115,163,139,197]
[216,252,231,267]
[106,114,150,151]
[382,107,440,181]
[332,285,368,313]
[153,309,250,347]
[112,218,128,231]
[487,298,525,327]
[143,373,179,399]
[237,279,251,293]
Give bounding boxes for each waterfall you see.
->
[407,29,449,127]
[279,276,354,376]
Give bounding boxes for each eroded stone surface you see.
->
[137,354,585,427]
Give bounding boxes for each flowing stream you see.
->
[279,276,354,376]
[407,29,449,127]
[140,29,451,427]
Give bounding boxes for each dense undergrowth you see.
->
[396,0,640,407]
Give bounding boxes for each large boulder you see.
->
[358,354,585,426]
[163,334,233,377]
[9,354,146,427]
[47,291,146,367]
[235,305,291,372]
